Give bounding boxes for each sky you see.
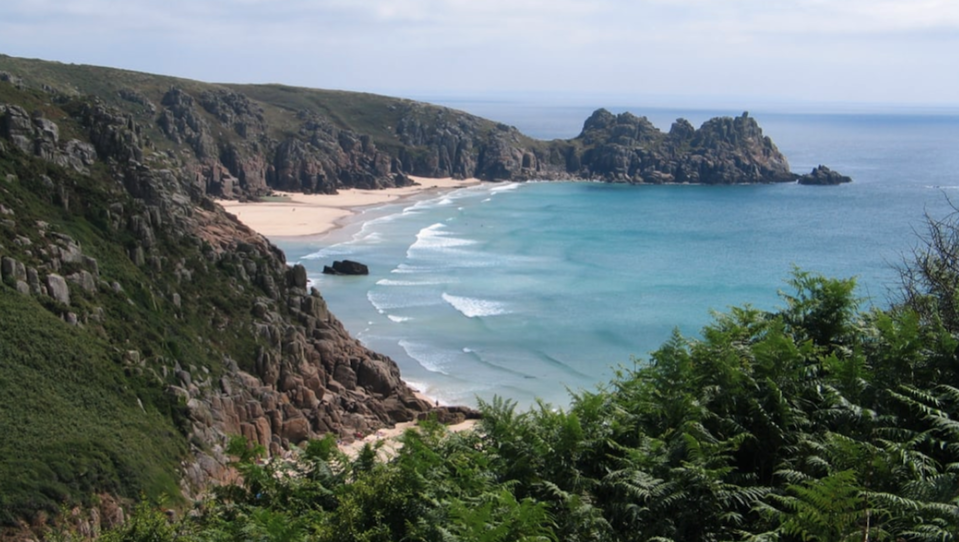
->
[1,0,958,107]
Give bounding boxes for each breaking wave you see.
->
[442,293,510,318]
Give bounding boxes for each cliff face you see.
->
[151,90,799,188]
[565,109,795,184]
[0,83,461,533]
[0,56,811,197]
[154,86,412,196]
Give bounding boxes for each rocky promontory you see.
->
[0,55,848,198]
[563,109,796,184]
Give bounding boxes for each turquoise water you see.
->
[278,106,959,409]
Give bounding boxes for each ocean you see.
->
[277,101,959,409]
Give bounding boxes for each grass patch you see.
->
[0,288,186,526]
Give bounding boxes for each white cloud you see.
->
[0,0,956,104]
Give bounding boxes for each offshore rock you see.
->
[797,165,853,185]
[323,259,370,275]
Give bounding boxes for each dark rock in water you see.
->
[798,165,852,185]
[323,260,369,275]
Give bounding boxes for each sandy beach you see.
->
[219,176,481,238]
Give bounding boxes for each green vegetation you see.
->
[96,241,959,540]
[228,83,543,157]
[0,289,185,525]
[0,131,269,525]
[0,149,194,524]
[226,84,424,150]
[0,55,530,161]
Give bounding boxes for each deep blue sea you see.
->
[278,101,959,409]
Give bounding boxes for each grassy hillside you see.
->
[0,288,186,525]
[0,54,519,157]
[0,148,188,525]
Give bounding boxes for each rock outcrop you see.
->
[154,85,414,198]
[568,109,796,184]
[0,104,97,174]
[394,105,540,180]
[797,165,853,185]
[322,260,370,276]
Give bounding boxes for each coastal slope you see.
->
[0,74,476,535]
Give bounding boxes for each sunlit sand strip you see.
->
[218,176,481,238]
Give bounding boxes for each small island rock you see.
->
[322,260,370,276]
[797,165,852,186]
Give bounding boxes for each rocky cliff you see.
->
[564,109,796,184]
[0,55,833,196]
[0,80,478,536]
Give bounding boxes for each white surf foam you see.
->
[407,223,476,256]
[354,231,384,243]
[402,190,469,214]
[301,244,354,260]
[351,216,394,243]
[490,182,520,193]
[390,264,435,274]
[387,314,413,323]
[442,292,510,318]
